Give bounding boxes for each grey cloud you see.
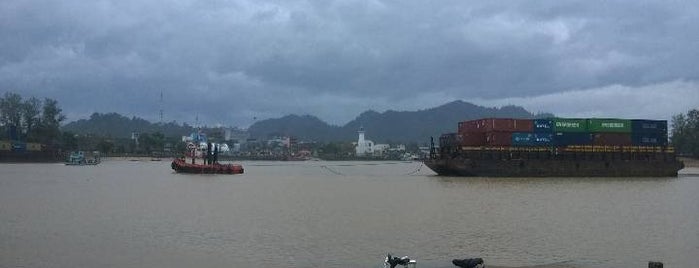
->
[1,0,699,126]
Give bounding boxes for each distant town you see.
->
[1,91,698,162]
[177,126,426,161]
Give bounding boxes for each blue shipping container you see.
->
[631,120,667,134]
[533,119,554,132]
[8,125,18,141]
[512,132,553,146]
[553,132,592,146]
[631,133,668,146]
[11,142,26,152]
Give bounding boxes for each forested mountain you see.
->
[61,101,550,143]
[247,115,342,141]
[62,112,194,138]
[249,100,552,143]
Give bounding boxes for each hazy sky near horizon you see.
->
[2,0,699,127]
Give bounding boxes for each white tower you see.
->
[358,127,365,144]
[356,127,365,156]
[356,126,373,156]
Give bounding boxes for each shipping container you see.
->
[592,133,632,146]
[0,141,10,151]
[458,120,480,133]
[473,118,533,132]
[27,143,42,151]
[485,132,512,146]
[588,118,632,133]
[631,132,668,146]
[473,118,488,132]
[512,119,534,132]
[552,118,588,132]
[511,132,553,146]
[460,132,486,146]
[8,125,18,141]
[552,132,592,146]
[631,119,667,134]
[511,132,533,145]
[11,142,26,152]
[533,119,554,132]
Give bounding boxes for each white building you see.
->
[224,128,250,143]
[372,144,390,157]
[355,127,374,156]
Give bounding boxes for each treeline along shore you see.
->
[2,91,698,163]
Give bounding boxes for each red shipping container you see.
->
[475,118,533,132]
[459,131,486,146]
[458,120,480,133]
[592,133,632,146]
[512,119,534,132]
[485,132,512,146]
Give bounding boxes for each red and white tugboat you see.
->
[171,142,243,174]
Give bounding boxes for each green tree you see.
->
[174,140,187,155]
[97,139,115,155]
[37,98,66,145]
[61,132,79,151]
[0,92,23,139]
[22,97,41,141]
[671,109,699,157]
[140,132,165,154]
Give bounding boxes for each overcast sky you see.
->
[2,0,699,127]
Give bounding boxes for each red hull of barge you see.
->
[171,158,244,174]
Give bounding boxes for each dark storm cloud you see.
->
[1,0,698,126]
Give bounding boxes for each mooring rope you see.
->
[241,161,425,176]
[245,163,302,167]
[320,165,345,176]
[320,161,412,167]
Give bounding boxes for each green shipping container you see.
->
[588,118,632,133]
[552,118,588,132]
[0,141,10,151]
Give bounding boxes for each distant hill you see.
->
[249,100,553,143]
[247,115,342,141]
[62,112,194,138]
[62,101,552,142]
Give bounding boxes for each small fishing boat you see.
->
[65,151,101,165]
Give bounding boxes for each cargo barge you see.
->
[0,141,64,163]
[425,118,684,177]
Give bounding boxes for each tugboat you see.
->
[171,141,243,174]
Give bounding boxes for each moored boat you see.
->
[171,158,243,174]
[425,118,684,177]
[171,138,244,174]
[65,151,101,166]
[424,147,683,177]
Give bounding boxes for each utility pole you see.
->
[159,90,163,124]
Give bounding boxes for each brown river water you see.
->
[1,160,697,268]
